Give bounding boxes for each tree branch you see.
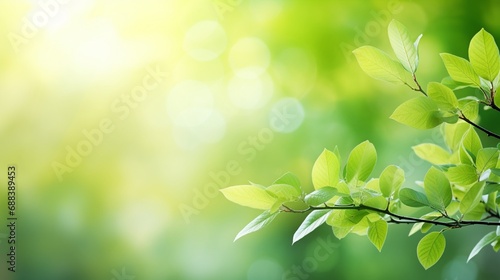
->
[282,204,500,228]
[458,114,500,140]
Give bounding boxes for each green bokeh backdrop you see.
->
[1,0,499,279]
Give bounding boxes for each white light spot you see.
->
[228,73,274,110]
[229,37,271,78]
[166,80,214,127]
[269,98,305,133]
[184,20,227,61]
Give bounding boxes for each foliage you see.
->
[221,20,500,269]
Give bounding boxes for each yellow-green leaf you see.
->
[440,53,481,86]
[417,232,446,270]
[427,82,459,111]
[424,167,452,210]
[390,97,442,129]
[221,185,277,210]
[380,165,405,197]
[469,28,500,81]
[312,149,340,189]
[353,46,413,84]
[388,19,418,73]
[368,219,388,252]
[345,141,377,183]
[412,143,452,165]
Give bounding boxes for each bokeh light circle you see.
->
[269,97,305,133]
[227,73,274,110]
[183,20,227,61]
[229,37,271,78]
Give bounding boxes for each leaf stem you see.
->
[284,204,500,228]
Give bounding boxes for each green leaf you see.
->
[412,143,452,165]
[332,226,352,239]
[326,209,369,228]
[460,182,485,215]
[440,53,481,86]
[353,46,413,84]
[427,82,459,112]
[414,34,423,69]
[467,231,497,262]
[462,127,483,158]
[417,232,446,270]
[312,149,340,189]
[469,28,500,81]
[273,172,301,193]
[424,167,452,210]
[380,165,405,197]
[292,210,331,244]
[388,19,418,73]
[476,148,500,173]
[304,187,345,206]
[399,188,430,207]
[368,219,388,252]
[444,122,471,152]
[266,184,302,201]
[345,141,377,183]
[446,164,478,186]
[441,76,474,90]
[458,98,479,121]
[390,97,442,129]
[364,196,388,210]
[234,211,279,241]
[221,185,277,210]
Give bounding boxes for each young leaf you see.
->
[380,165,405,198]
[220,185,277,210]
[414,34,423,69]
[443,122,471,152]
[441,76,473,90]
[292,210,331,244]
[234,211,279,241]
[304,187,344,206]
[312,149,340,189]
[417,232,446,270]
[476,148,500,173]
[368,219,388,252]
[467,231,497,262]
[326,209,369,228]
[440,53,481,86]
[390,97,442,129]
[345,141,377,183]
[460,182,485,215]
[458,98,479,121]
[462,127,483,158]
[424,167,452,210]
[364,196,388,210]
[399,188,430,207]
[273,172,301,193]
[427,82,459,111]
[353,46,413,84]
[412,143,452,165]
[446,164,478,186]
[388,19,418,73]
[267,184,302,201]
[469,28,500,81]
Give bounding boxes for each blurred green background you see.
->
[1,0,500,279]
